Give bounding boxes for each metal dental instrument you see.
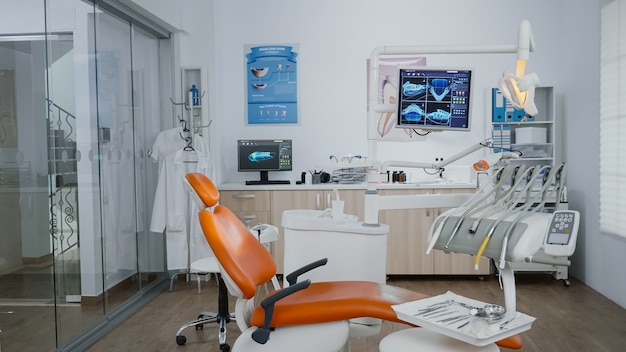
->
[413,306,446,316]
[424,310,459,319]
[437,314,468,323]
[499,313,518,330]
[445,316,469,326]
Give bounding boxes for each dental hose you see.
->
[496,165,562,269]
[465,165,533,235]
[473,165,542,269]
[475,227,495,270]
[426,166,513,254]
[441,165,518,250]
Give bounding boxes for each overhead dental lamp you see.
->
[497,20,541,117]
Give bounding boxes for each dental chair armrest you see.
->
[285,258,328,286]
[252,279,312,344]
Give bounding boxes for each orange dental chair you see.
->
[184,173,522,351]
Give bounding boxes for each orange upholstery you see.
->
[189,172,522,350]
[250,281,427,327]
[199,206,276,299]
[494,334,522,349]
[186,172,220,207]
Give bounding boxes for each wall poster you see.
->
[244,44,299,125]
[366,56,426,141]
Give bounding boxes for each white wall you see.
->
[560,0,626,308]
[210,0,565,185]
[134,0,626,308]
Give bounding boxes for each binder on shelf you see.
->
[491,88,505,122]
[493,87,535,123]
[492,124,511,153]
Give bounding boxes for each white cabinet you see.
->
[431,188,491,275]
[219,186,488,276]
[269,189,364,274]
[219,190,271,227]
[379,189,433,275]
[380,188,490,275]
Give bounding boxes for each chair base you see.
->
[175,311,235,349]
[175,276,234,351]
[379,328,499,352]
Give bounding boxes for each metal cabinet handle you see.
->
[239,215,256,220]
[233,194,256,199]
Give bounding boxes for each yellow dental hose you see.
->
[475,226,497,270]
[474,165,562,270]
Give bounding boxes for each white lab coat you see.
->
[150,148,214,270]
[149,127,213,176]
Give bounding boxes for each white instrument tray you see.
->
[392,291,535,346]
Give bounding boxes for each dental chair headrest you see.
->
[184,173,220,209]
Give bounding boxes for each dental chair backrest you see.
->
[184,172,276,303]
[184,172,220,210]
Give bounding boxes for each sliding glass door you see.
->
[0,1,171,350]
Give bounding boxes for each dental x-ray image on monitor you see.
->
[238,139,292,185]
[396,67,473,131]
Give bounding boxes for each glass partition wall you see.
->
[0,1,171,351]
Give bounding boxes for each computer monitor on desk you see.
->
[237,139,292,185]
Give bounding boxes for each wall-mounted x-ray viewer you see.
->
[396,67,473,132]
[368,20,539,142]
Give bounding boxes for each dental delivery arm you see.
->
[473,165,544,269]
[426,165,514,254]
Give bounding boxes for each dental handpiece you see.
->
[426,216,447,255]
[496,165,557,268]
[444,166,515,248]
[475,224,498,270]
[444,218,464,249]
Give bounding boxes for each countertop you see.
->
[218,180,477,191]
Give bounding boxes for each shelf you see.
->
[492,121,553,125]
[490,86,558,167]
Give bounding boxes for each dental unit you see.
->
[495,165,565,271]
[423,162,577,312]
[347,19,577,348]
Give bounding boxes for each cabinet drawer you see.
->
[230,211,269,227]
[219,190,270,211]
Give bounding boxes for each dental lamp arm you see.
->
[517,20,535,62]
[380,139,492,173]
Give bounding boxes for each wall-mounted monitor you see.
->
[396,67,473,131]
[237,139,292,185]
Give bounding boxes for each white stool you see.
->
[379,328,499,352]
[190,257,221,294]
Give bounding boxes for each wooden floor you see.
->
[84,273,626,352]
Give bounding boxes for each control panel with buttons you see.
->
[544,210,579,257]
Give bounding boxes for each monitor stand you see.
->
[245,171,290,185]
